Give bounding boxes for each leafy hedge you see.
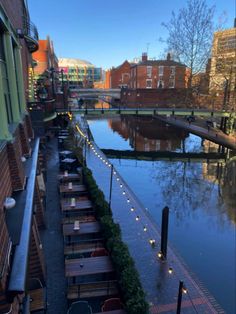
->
[83,167,149,314]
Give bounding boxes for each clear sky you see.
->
[27,0,235,69]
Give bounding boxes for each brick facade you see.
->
[110,61,132,88]
[130,53,189,89]
[0,144,13,208]
[121,88,194,107]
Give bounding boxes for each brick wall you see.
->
[0,211,11,290]
[0,144,13,208]
[19,121,31,156]
[121,88,194,108]
[110,61,131,88]
[131,65,187,89]
[7,127,26,191]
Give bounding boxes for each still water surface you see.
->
[88,116,236,314]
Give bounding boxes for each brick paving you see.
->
[78,119,225,313]
[40,139,67,314]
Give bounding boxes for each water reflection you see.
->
[87,115,236,313]
[109,116,188,152]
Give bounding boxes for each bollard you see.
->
[161,206,169,259]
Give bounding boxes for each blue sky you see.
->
[27,0,235,69]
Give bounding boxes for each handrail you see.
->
[22,16,39,42]
[8,138,40,295]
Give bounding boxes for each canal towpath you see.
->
[75,117,225,314]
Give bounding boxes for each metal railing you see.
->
[22,16,39,52]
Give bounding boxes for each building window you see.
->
[217,36,236,53]
[158,80,164,88]
[170,66,175,76]
[169,79,175,88]
[0,34,13,124]
[147,66,152,78]
[146,79,152,88]
[159,66,164,76]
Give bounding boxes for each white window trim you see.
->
[146,79,152,88]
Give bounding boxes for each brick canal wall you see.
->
[120,88,229,111]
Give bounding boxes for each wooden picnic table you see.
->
[59,183,87,195]
[65,256,114,278]
[58,172,81,182]
[60,197,92,212]
[63,221,101,236]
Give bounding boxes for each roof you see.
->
[59,58,94,67]
[131,59,187,68]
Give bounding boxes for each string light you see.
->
[143,226,147,232]
[120,183,123,188]
[157,251,162,259]
[135,215,140,221]
[168,267,173,274]
[182,287,187,294]
[130,207,135,211]
[127,198,130,203]
[149,239,155,245]
[122,191,126,195]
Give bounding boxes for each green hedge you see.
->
[83,166,149,314]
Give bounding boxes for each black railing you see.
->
[22,16,39,52]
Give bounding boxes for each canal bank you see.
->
[74,116,225,313]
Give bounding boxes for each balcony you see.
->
[22,16,39,53]
[28,100,57,136]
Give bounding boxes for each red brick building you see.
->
[109,60,132,88]
[130,53,189,89]
[0,1,46,312]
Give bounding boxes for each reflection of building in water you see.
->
[222,158,236,223]
[108,116,188,151]
[202,139,221,153]
[94,101,110,109]
[202,157,236,223]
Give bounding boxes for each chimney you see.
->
[166,53,171,61]
[142,52,148,62]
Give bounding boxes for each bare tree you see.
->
[161,0,215,87]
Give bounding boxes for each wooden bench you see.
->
[29,288,46,312]
[67,280,119,299]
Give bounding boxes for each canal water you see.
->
[87,115,236,314]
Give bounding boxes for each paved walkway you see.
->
[75,118,225,314]
[41,139,67,314]
[156,116,236,150]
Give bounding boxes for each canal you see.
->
[86,115,236,314]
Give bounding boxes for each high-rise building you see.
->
[209,23,236,108]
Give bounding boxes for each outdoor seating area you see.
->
[57,130,125,313]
